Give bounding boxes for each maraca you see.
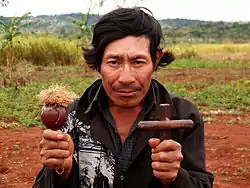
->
[38,85,77,174]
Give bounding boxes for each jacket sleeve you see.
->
[32,157,79,188]
[170,96,214,188]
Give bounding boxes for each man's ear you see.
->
[155,49,164,66]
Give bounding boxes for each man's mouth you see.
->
[115,89,137,97]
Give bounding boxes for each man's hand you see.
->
[39,129,74,178]
[149,138,183,185]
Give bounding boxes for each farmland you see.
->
[0,35,250,187]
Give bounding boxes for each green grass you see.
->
[0,77,97,127]
[166,79,250,112]
[168,59,250,68]
[0,73,249,127]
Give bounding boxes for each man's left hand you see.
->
[149,138,183,184]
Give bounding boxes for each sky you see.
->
[0,0,250,22]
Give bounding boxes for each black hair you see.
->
[83,7,174,71]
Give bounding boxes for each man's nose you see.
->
[118,64,136,84]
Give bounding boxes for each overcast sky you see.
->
[0,0,250,22]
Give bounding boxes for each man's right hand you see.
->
[39,129,74,178]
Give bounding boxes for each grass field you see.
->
[1,36,250,66]
[0,58,249,127]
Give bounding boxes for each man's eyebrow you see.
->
[131,54,148,59]
[104,53,149,60]
[104,54,121,59]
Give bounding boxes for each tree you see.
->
[0,12,35,48]
[0,12,36,88]
[0,12,35,67]
[71,10,93,47]
[0,0,8,7]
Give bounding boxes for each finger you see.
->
[149,138,160,150]
[153,139,181,153]
[43,129,66,141]
[41,158,64,169]
[39,139,69,150]
[152,161,180,172]
[65,133,74,153]
[40,149,71,159]
[152,150,183,162]
[153,170,177,183]
[65,133,73,143]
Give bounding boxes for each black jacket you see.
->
[33,79,214,188]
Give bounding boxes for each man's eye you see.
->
[108,61,117,64]
[135,60,144,65]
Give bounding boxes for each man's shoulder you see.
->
[170,94,197,110]
[151,79,201,118]
[66,78,103,114]
[67,98,80,113]
[169,93,202,121]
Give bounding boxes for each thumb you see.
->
[149,138,160,149]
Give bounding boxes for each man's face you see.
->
[100,36,155,108]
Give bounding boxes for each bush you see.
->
[171,45,199,59]
[0,35,83,66]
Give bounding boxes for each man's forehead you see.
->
[104,51,149,59]
[103,36,151,58]
[105,36,149,48]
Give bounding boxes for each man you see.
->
[33,7,214,188]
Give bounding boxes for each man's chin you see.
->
[112,100,141,108]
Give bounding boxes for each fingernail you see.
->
[57,134,64,139]
[151,138,158,142]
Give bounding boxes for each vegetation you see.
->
[0,12,35,66]
[1,36,250,67]
[1,13,250,42]
[0,38,248,70]
[0,35,82,66]
[0,12,34,49]
[163,21,250,44]
[0,35,82,88]
[0,12,36,88]
[167,59,249,68]
[0,61,249,127]
[0,33,249,88]
[71,12,93,44]
[165,79,249,112]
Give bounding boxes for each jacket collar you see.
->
[77,78,159,116]
[75,78,178,122]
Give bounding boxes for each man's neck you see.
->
[109,104,142,143]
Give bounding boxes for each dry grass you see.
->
[38,85,78,107]
[168,43,250,60]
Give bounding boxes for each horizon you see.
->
[1,12,249,23]
[0,0,250,22]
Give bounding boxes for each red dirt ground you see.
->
[0,113,249,188]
